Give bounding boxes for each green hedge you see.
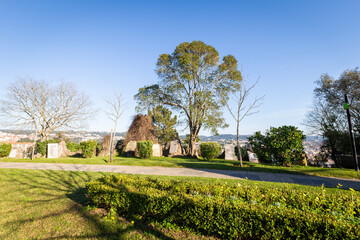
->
[137,140,153,159]
[86,175,360,240]
[66,142,81,152]
[200,142,222,160]
[80,140,97,158]
[35,139,60,156]
[0,143,12,157]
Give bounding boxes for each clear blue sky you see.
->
[1,0,359,135]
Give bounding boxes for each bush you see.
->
[66,142,81,152]
[35,139,60,156]
[115,140,124,156]
[0,143,12,157]
[248,125,306,166]
[137,140,153,159]
[86,175,360,240]
[200,142,222,160]
[235,146,248,161]
[80,140,97,158]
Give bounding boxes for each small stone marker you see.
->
[152,144,162,157]
[47,143,59,158]
[224,144,237,160]
[248,151,259,163]
[168,140,182,156]
[169,140,178,154]
[125,141,137,152]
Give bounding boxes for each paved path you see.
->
[1,162,359,189]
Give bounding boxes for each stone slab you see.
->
[125,141,137,152]
[224,144,237,160]
[47,143,59,158]
[152,144,162,157]
[248,151,259,163]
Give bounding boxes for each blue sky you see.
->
[1,0,359,135]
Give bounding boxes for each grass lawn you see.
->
[2,155,360,180]
[0,168,357,239]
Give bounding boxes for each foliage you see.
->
[115,140,124,156]
[35,139,60,156]
[0,143,12,157]
[135,41,242,156]
[182,134,200,145]
[248,126,306,165]
[86,175,360,240]
[80,140,97,158]
[66,142,81,152]
[137,140,153,159]
[235,146,248,161]
[305,68,360,160]
[148,105,178,144]
[200,142,222,161]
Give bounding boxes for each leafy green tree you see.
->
[304,68,360,161]
[148,105,178,144]
[248,126,306,166]
[135,41,242,157]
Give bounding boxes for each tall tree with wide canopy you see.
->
[135,41,242,156]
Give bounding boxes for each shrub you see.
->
[235,146,248,161]
[66,142,81,152]
[86,175,360,240]
[137,140,153,159]
[200,142,222,160]
[35,139,60,156]
[248,125,306,166]
[80,140,97,158]
[0,143,12,157]
[115,139,124,156]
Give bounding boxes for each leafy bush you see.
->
[137,140,153,159]
[200,142,222,160]
[86,175,360,240]
[35,139,60,156]
[235,146,248,161]
[66,142,81,152]
[0,143,12,157]
[248,125,306,165]
[80,140,97,158]
[115,140,124,156]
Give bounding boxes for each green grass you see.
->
[0,168,358,239]
[1,155,360,180]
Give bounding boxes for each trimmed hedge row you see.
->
[137,140,153,159]
[86,175,360,239]
[66,142,81,152]
[200,142,222,160]
[0,143,12,157]
[80,140,97,158]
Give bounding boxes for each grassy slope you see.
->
[1,156,360,180]
[1,168,357,239]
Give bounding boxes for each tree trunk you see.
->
[236,122,243,167]
[188,131,198,158]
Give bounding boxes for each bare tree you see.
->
[227,78,264,167]
[0,77,92,142]
[104,92,125,163]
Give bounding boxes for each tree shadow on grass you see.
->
[0,168,175,240]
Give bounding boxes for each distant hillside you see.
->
[181,134,323,143]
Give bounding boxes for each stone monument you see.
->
[247,151,259,163]
[224,144,237,160]
[169,140,182,156]
[125,140,137,157]
[152,143,162,157]
[47,143,59,158]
